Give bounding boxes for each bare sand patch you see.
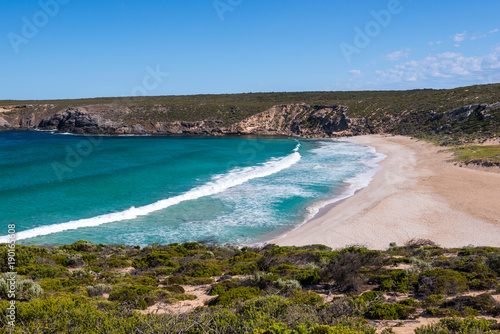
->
[274,135,500,250]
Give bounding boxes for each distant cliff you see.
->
[1,84,499,143]
[0,103,360,137]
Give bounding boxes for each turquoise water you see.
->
[0,131,383,246]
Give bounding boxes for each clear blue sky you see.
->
[1,0,499,100]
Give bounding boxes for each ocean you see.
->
[0,131,384,246]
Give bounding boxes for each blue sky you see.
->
[1,0,499,100]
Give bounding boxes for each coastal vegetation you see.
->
[448,145,500,166]
[1,240,500,333]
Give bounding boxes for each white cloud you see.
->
[428,41,442,46]
[470,34,487,41]
[454,31,467,42]
[349,69,362,75]
[489,28,499,34]
[453,31,467,47]
[372,45,500,84]
[384,48,411,61]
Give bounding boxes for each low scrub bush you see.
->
[322,248,382,292]
[86,284,111,297]
[366,303,416,320]
[132,250,177,269]
[177,260,222,277]
[16,264,68,279]
[487,252,500,275]
[441,293,500,315]
[108,285,154,310]
[209,286,262,306]
[415,317,500,334]
[0,273,43,300]
[164,285,185,294]
[417,268,468,296]
[298,268,321,285]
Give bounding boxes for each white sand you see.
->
[273,135,500,250]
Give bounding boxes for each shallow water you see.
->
[0,131,383,246]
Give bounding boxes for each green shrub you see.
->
[164,275,187,285]
[288,290,323,306]
[360,291,384,303]
[66,253,85,267]
[253,322,366,334]
[366,303,416,320]
[422,294,445,307]
[226,262,259,275]
[275,278,302,294]
[0,247,38,271]
[89,266,103,273]
[61,240,98,253]
[442,293,500,315]
[425,307,461,317]
[417,268,468,296]
[210,286,262,306]
[487,253,500,275]
[86,284,111,297]
[248,272,281,290]
[210,280,239,296]
[174,293,196,301]
[229,251,262,264]
[38,277,77,292]
[108,285,153,310]
[132,250,177,268]
[177,260,222,277]
[322,249,382,292]
[0,273,43,300]
[164,285,185,294]
[298,269,321,285]
[16,264,68,279]
[106,256,130,268]
[136,275,159,286]
[415,317,500,334]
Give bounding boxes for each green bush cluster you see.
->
[365,302,416,320]
[177,260,222,277]
[415,317,500,334]
[2,241,500,332]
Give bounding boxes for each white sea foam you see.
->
[304,141,386,220]
[255,140,386,246]
[0,144,301,242]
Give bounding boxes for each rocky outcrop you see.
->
[38,107,129,134]
[230,104,352,137]
[150,120,224,135]
[0,104,56,130]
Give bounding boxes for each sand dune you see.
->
[274,135,500,250]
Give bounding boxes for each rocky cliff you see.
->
[11,103,357,137]
[229,104,354,137]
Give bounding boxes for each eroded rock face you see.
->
[38,107,127,134]
[0,104,56,130]
[150,120,224,135]
[230,104,351,137]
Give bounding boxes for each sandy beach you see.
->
[274,135,500,250]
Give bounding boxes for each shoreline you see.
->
[273,135,500,250]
